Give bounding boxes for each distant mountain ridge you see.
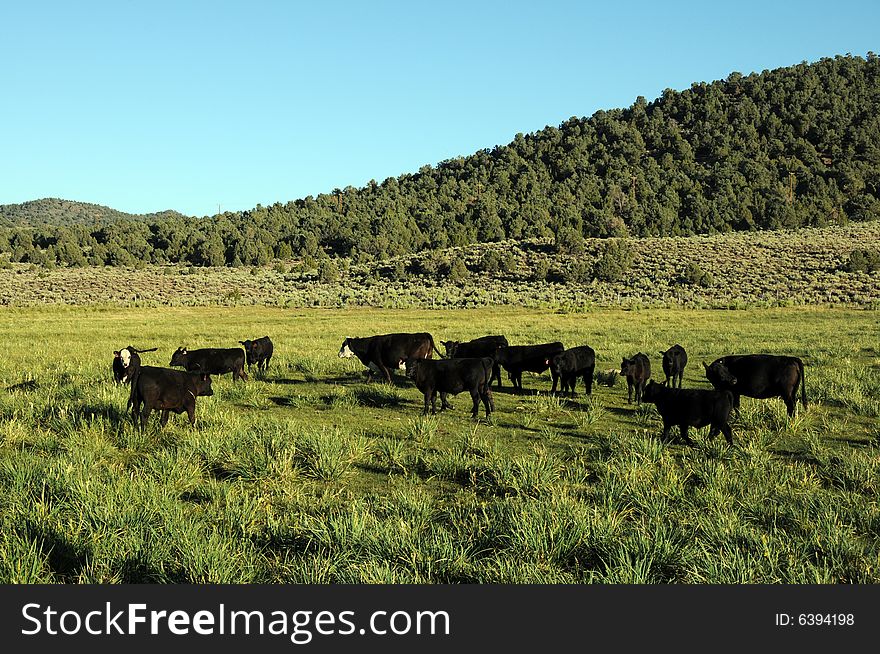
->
[0,198,188,228]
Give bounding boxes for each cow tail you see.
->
[798,358,807,409]
[430,335,444,359]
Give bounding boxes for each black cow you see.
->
[401,357,494,419]
[703,354,807,417]
[169,347,248,382]
[642,380,735,445]
[660,344,688,389]
[338,332,443,383]
[550,345,596,397]
[112,346,157,385]
[129,365,214,429]
[440,335,508,388]
[239,336,274,374]
[620,353,651,404]
[493,342,565,393]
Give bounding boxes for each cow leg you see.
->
[733,394,741,417]
[379,363,393,384]
[584,369,594,396]
[660,421,672,442]
[720,422,734,445]
[493,363,502,388]
[679,425,694,446]
[551,371,559,394]
[677,373,684,389]
[422,392,430,416]
[240,367,249,382]
[627,380,633,403]
[140,406,152,430]
[784,394,797,418]
[159,410,170,427]
[430,391,438,415]
[470,390,481,419]
[187,404,196,426]
[482,387,494,418]
[441,392,453,410]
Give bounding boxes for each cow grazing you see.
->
[338,332,443,383]
[703,354,807,417]
[401,357,495,419]
[660,344,688,389]
[112,345,158,385]
[642,380,735,445]
[170,347,248,382]
[239,336,274,374]
[620,353,651,404]
[550,345,596,397]
[493,342,565,393]
[440,335,508,388]
[129,365,214,429]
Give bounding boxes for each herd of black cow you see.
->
[111,330,807,446]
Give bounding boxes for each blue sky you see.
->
[1,1,877,217]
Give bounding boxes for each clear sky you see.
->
[1,0,877,217]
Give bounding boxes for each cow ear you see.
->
[702,361,709,370]
[114,351,120,357]
[659,351,665,356]
[239,341,245,345]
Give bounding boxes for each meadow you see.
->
[0,304,877,583]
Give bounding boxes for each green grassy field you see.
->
[0,305,877,583]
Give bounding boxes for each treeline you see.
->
[2,53,879,267]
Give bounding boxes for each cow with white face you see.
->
[113,345,158,385]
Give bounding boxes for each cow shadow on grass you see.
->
[59,401,130,425]
[6,379,40,393]
[24,521,90,582]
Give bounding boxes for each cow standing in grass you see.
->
[338,332,443,384]
[703,354,807,417]
[129,366,214,429]
[240,336,274,375]
[493,342,565,393]
[170,347,248,382]
[441,335,508,388]
[660,344,687,388]
[550,345,596,397]
[642,380,735,445]
[620,353,651,405]
[112,345,157,385]
[401,357,495,419]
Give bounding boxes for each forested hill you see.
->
[2,53,879,267]
[0,198,187,228]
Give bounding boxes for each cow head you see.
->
[399,358,420,378]
[194,373,214,397]
[704,360,737,387]
[170,347,188,367]
[620,358,632,376]
[440,340,460,358]
[338,338,354,358]
[642,380,665,402]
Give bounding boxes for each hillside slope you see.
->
[1,222,876,309]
